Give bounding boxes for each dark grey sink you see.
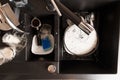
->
[59,1,120,74]
[0,0,119,76]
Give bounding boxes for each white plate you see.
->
[31,35,54,55]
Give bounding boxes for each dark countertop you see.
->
[0,0,120,80]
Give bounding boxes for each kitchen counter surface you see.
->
[0,0,120,80]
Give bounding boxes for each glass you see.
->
[2,30,27,54]
[0,47,15,65]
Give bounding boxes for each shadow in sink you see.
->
[59,2,120,74]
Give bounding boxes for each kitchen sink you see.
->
[0,0,119,77]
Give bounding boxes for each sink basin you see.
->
[59,1,120,74]
[25,14,58,61]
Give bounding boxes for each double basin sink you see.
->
[0,0,119,75]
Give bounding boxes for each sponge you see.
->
[41,37,51,51]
